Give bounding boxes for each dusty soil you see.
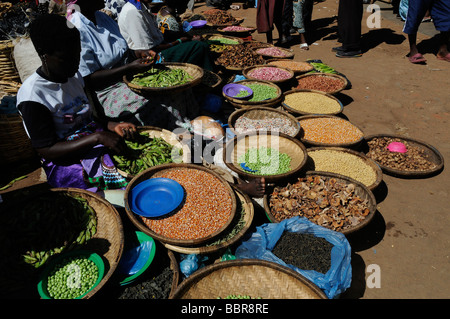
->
[224,0,449,299]
[1,1,448,300]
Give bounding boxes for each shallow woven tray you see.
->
[217,25,256,36]
[282,89,343,116]
[52,188,124,299]
[223,79,282,109]
[306,146,383,191]
[205,16,244,27]
[124,163,237,247]
[263,171,377,235]
[266,59,314,74]
[115,126,190,180]
[163,185,254,254]
[253,46,295,59]
[297,114,365,148]
[203,33,244,45]
[223,131,308,183]
[228,106,301,138]
[293,73,348,95]
[243,64,294,84]
[170,259,327,299]
[363,134,444,178]
[123,62,203,95]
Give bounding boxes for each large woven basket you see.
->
[253,46,295,59]
[123,62,204,96]
[223,79,283,109]
[263,171,377,235]
[297,114,365,148]
[124,163,237,247]
[163,184,254,255]
[266,59,314,74]
[282,89,343,116]
[363,134,444,178]
[0,40,20,84]
[227,106,301,138]
[243,64,294,84]
[305,146,383,191]
[223,131,308,183]
[170,259,328,299]
[58,188,124,299]
[0,113,37,165]
[293,73,348,95]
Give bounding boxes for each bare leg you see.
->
[437,31,450,60]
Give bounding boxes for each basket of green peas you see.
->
[37,250,105,299]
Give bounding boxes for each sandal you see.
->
[407,53,426,64]
[300,43,309,50]
[437,53,450,62]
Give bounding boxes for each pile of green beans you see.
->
[113,133,182,176]
[238,147,292,175]
[46,256,99,299]
[131,67,192,88]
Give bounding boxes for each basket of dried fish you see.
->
[263,172,377,235]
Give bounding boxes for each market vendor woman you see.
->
[16,14,141,192]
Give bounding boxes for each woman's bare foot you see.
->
[236,177,266,198]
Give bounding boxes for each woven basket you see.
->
[293,73,348,95]
[305,146,383,191]
[297,114,365,148]
[124,163,237,247]
[363,134,444,178]
[55,188,125,298]
[123,62,204,95]
[282,89,343,116]
[0,40,21,84]
[227,106,301,138]
[170,259,327,299]
[253,46,295,59]
[224,79,282,109]
[115,126,190,179]
[243,64,294,84]
[266,59,314,74]
[163,184,254,254]
[217,26,256,36]
[0,113,37,165]
[223,131,308,183]
[264,171,377,235]
[203,33,244,45]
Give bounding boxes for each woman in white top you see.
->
[68,0,201,130]
[117,0,214,71]
[16,14,137,192]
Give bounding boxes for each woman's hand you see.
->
[134,49,157,60]
[108,121,137,139]
[95,131,128,154]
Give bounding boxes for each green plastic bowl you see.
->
[119,231,156,286]
[37,250,105,299]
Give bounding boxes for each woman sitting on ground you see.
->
[67,0,201,130]
[16,14,137,193]
[118,0,214,71]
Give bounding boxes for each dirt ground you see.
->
[226,0,450,299]
[1,1,448,300]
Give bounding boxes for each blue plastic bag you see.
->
[235,216,352,299]
[179,254,209,278]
